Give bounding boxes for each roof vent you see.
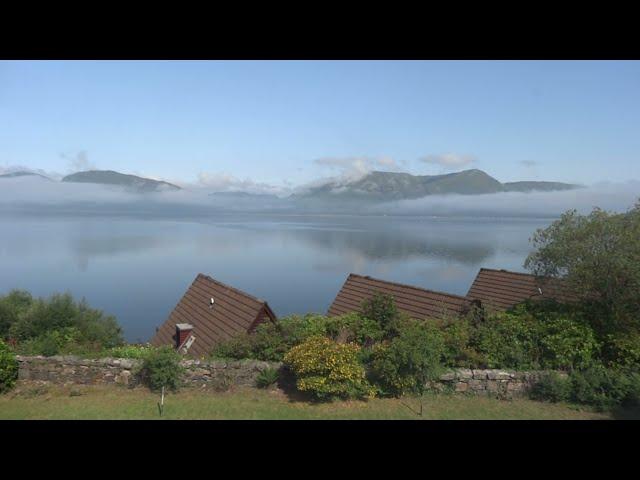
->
[209,297,215,309]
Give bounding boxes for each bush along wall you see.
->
[0,339,18,393]
[209,292,640,406]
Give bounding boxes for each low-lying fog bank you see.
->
[0,176,638,219]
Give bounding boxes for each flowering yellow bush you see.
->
[283,335,375,400]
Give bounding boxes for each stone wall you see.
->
[16,356,282,389]
[15,356,557,397]
[17,355,140,386]
[432,369,560,397]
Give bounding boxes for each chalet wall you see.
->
[15,356,557,397]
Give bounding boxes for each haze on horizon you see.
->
[1,60,639,196]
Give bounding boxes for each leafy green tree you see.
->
[369,320,445,397]
[524,200,640,335]
[360,292,404,338]
[0,290,123,354]
[0,290,33,339]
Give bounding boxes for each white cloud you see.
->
[312,156,402,189]
[196,172,288,196]
[520,160,538,168]
[419,153,476,169]
[62,150,96,173]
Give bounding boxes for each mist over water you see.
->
[1,176,638,341]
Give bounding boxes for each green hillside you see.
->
[62,170,181,192]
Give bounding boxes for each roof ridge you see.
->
[479,267,538,278]
[348,273,471,302]
[478,268,566,283]
[196,273,267,306]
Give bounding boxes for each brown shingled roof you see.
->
[150,273,276,358]
[327,273,473,321]
[466,268,577,312]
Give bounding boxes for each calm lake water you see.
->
[0,213,554,342]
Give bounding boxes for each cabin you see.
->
[466,268,577,312]
[327,273,474,321]
[150,273,277,357]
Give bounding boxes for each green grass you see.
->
[2,382,635,419]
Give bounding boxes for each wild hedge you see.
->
[530,367,640,411]
[0,339,18,393]
[369,320,445,397]
[0,290,123,356]
[210,292,640,402]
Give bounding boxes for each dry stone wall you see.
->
[16,355,282,389]
[15,356,557,397]
[432,369,559,397]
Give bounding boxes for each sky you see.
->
[1,60,639,192]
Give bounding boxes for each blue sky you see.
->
[1,60,639,191]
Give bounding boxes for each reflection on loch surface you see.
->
[0,214,551,342]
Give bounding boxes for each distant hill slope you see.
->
[0,171,52,180]
[62,170,181,192]
[295,169,582,203]
[503,181,580,192]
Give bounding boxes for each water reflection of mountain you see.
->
[286,228,495,265]
[61,214,538,274]
[70,235,181,271]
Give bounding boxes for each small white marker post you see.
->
[159,386,165,417]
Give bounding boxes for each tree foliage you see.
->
[0,290,123,355]
[0,339,18,393]
[524,201,640,334]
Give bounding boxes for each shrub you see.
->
[211,314,356,362]
[0,290,33,340]
[625,372,640,407]
[474,311,540,369]
[437,317,486,368]
[283,336,374,400]
[536,316,600,370]
[529,372,572,403]
[369,320,445,396]
[360,293,402,336]
[139,346,184,392]
[324,312,384,346]
[0,339,19,393]
[16,327,85,357]
[602,332,640,369]
[210,331,254,360]
[106,344,155,359]
[568,366,636,411]
[2,291,123,355]
[256,367,280,389]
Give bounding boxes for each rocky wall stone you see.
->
[16,355,282,390]
[16,356,557,397]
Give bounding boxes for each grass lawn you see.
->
[2,381,636,419]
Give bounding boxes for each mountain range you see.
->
[293,169,580,203]
[61,170,181,192]
[1,168,580,201]
[0,171,52,181]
